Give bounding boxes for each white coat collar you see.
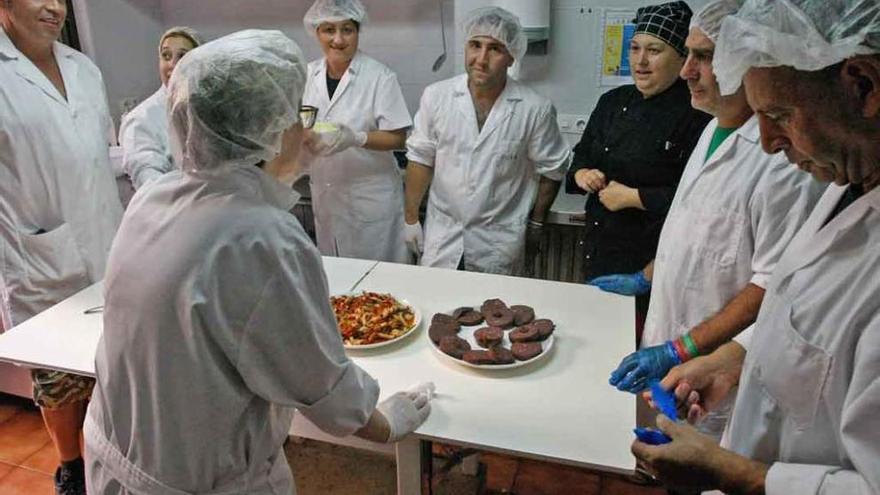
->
[773,182,880,286]
[197,166,301,212]
[452,74,523,147]
[310,51,363,114]
[1,28,78,104]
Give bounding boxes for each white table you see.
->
[0,258,636,494]
[346,262,636,492]
[0,256,378,376]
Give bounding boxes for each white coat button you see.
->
[593,221,599,226]
[604,147,609,152]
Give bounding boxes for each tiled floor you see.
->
[0,394,56,494]
[0,392,665,494]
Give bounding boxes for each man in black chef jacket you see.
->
[568,1,711,344]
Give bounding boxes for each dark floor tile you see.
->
[512,459,601,495]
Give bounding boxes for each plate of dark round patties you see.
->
[427,298,555,370]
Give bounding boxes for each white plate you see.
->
[332,293,422,350]
[427,307,554,370]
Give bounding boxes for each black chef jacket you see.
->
[567,79,710,280]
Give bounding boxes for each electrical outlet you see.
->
[558,114,589,134]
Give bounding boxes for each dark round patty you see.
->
[428,322,459,344]
[509,325,541,343]
[431,313,461,331]
[510,305,535,326]
[454,307,485,326]
[462,350,496,365]
[480,298,508,313]
[474,326,504,348]
[484,307,515,329]
[439,335,471,359]
[512,342,543,361]
[531,319,555,340]
[488,345,515,364]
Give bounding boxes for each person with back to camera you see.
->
[84,30,433,495]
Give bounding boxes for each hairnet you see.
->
[167,30,307,173]
[462,6,527,61]
[159,26,203,51]
[714,0,880,95]
[691,0,743,43]
[303,0,368,33]
[633,1,693,56]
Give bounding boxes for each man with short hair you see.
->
[0,0,123,493]
[631,1,880,493]
[404,6,570,276]
[608,1,825,417]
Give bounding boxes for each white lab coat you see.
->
[303,52,411,263]
[406,74,570,275]
[86,166,380,495]
[0,29,122,328]
[642,116,824,346]
[726,183,880,494]
[118,85,174,189]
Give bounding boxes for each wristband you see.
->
[528,219,544,228]
[672,338,690,362]
[683,334,700,358]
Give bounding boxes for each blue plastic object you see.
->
[633,382,677,445]
[633,427,671,445]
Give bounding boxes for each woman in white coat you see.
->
[302,0,412,263]
[118,26,201,190]
[85,30,432,495]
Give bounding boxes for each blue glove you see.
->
[587,271,651,296]
[609,341,681,393]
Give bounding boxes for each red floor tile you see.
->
[0,409,50,465]
[0,466,54,495]
[0,394,28,425]
[0,460,17,479]
[481,453,519,493]
[20,441,59,476]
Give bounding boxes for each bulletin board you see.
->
[598,8,637,87]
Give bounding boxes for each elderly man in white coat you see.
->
[629,1,880,494]
[608,0,824,411]
[0,1,122,493]
[404,6,571,275]
[118,26,201,190]
[85,30,433,495]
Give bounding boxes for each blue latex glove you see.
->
[587,271,651,296]
[609,341,681,393]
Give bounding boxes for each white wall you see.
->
[158,0,455,113]
[78,0,713,130]
[72,0,164,130]
[454,0,712,121]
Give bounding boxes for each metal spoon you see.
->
[431,0,447,72]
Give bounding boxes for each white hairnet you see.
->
[167,30,307,173]
[462,6,527,61]
[303,0,368,33]
[691,0,743,43]
[714,0,880,95]
[159,26,203,51]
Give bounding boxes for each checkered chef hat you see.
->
[633,1,694,56]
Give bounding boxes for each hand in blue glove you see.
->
[609,341,681,393]
[587,271,651,296]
